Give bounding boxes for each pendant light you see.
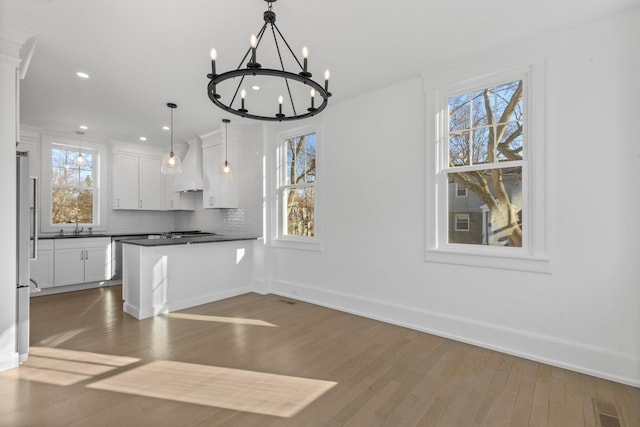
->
[222,118,231,175]
[161,102,182,175]
[74,131,87,167]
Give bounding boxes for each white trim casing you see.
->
[424,58,550,273]
[41,134,109,233]
[272,122,323,252]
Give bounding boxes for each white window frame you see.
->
[41,135,108,233]
[272,123,322,251]
[424,59,549,273]
[454,214,470,232]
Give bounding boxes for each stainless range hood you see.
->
[172,138,203,192]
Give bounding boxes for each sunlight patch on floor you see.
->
[0,347,141,386]
[87,360,337,417]
[37,328,87,347]
[167,312,278,327]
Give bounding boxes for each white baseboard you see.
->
[270,279,640,388]
[250,279,270,295]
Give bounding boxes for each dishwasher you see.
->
[111,235,149,282]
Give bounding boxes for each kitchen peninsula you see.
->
[121,235,258,320]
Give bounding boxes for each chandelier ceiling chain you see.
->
[207,0,332,122]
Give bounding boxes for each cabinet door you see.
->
[113,153,139,209]
[54,248,85,286]
[84,245,110,282]
[30,250,54,289]
[138,156,164,210]
[202,145,222,208]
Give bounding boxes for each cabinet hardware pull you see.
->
[139,200,142,208]
[81,250,84,260]
[117,198,120,208]
[85,249,88,260]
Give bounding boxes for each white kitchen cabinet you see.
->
[54,237,111,286]
[165,175,195,211]
[202,131,238,209]
[113,153,165,210]
[30,240,54,289]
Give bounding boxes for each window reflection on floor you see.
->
[0,347,140,386]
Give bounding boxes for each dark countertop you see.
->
[121,235,259,247]
[39,231,204,240]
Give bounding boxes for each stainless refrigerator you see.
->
[16,151,37,363]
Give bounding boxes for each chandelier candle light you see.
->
[207,0,332,121]
[161,102,182,175]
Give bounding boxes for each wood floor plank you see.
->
[1,286,638,427]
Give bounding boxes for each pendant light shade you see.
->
[222,118,232,175]
[161,102,182,175]
[74,131,87,167]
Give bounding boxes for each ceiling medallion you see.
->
[207,0,332,122]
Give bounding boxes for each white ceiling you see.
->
[1,0,637,147]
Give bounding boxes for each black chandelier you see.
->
[207,0,332,122]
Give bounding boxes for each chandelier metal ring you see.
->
[207,68,329,122]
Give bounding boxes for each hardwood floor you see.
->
[1,286,638,426]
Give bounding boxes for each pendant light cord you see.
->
[170,107,174,155]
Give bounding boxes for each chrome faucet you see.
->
[72,215,83,236]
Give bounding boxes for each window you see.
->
[41,135,105,233]
[424,62,549,273]
[275,128,319,246]
[454,214,470,231]
[456,184,468,197]
[51,145,96,224]
[447,80,523,247]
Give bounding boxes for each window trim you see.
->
[424,59,550,273]
[41,135,108,233]
[272,123,322,251]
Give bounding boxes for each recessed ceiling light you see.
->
[162,126,170,131]
[139,137,147,141]
[251,85,260,91]
[79,125,88,130]
[76,71,90,79]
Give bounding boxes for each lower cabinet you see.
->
[30,240,54,289]
[53,237,111,287]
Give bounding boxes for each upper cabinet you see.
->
[201,130,238,209]
[112,152,165,210]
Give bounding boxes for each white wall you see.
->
[261,9,640,386]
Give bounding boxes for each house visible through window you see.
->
[277,131,316,238]
[51,144,96,225]
[447,80,524,247]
